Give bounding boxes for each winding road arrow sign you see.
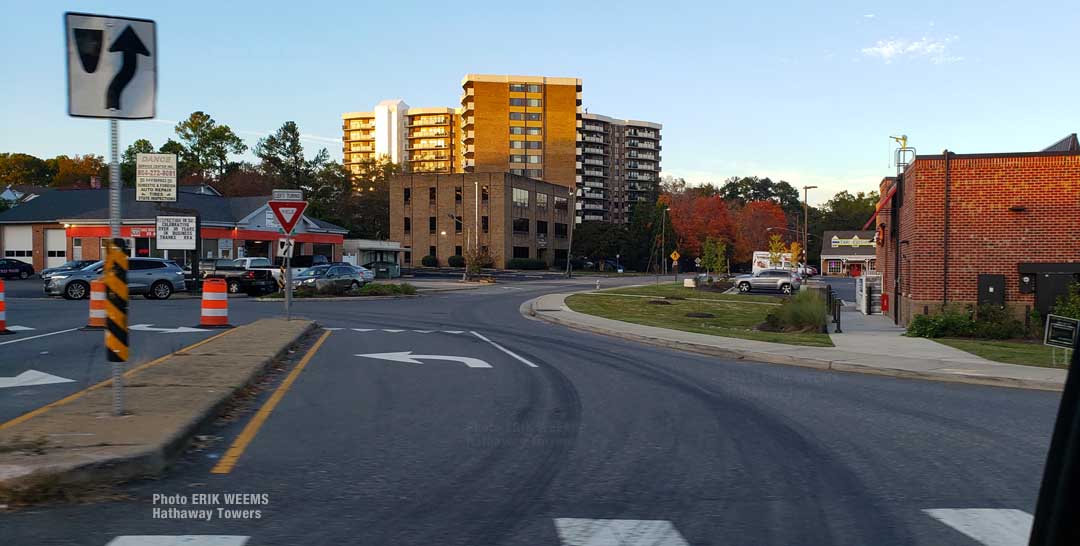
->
[66,12,157,119]
[355,352,492,368]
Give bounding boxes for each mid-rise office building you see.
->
[578,113,662,223]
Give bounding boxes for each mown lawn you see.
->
[600,282,781,304]
[565,291,833,347]
[934,338,1067,368]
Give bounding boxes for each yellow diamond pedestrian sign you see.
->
[670,250,681,261]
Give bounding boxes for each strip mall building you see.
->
[0,187,346,270]
[872,134,1080,326]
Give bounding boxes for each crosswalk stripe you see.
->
[554,518,690,546]
[923,508,1033,546]
[106,536,249,546]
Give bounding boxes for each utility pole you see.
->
[802,185,817,268]
[661,207,667,276]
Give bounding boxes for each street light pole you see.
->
[802,185,817,268]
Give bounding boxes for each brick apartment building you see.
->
[874,134,1080,326]
[389,172,573,268]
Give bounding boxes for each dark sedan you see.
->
[0,258,35,280]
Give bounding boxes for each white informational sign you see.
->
[265,209,280,230]
[65,12,157,119]
[135,153,176,201]
[272,189,303,201]
[277,238,295,258]
[155,216,196,250]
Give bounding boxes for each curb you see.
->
[253,294,421,302]
[522,296,1064,392]
[0,320,318,494]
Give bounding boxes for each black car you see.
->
[0,258,35,280]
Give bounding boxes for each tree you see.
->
[120,139,155,186]
[732,200,788,263]
[339,157,401,239]
[666,193,735,256]
[767,233,787,267]
[174,111,247,181]
[0,153,53,186]
[719,176,801,217]
[49,155,107,187]
[572,221,630,263]
[255,121,312,189]
[700,236,727,276]
[788,241,803,266]
[158,138,198,180]
[218,162,276,197]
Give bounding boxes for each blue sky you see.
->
[2,1,1077,204]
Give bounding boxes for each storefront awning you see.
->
[862,184,899,230]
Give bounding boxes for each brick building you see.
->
[389,172,573,269]
[873,134,1080,326]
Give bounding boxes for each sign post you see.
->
[66,12,157,416]
[268,195,307,321]
[670,250,680,282]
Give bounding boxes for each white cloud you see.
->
[861,36,962,64]
[863,14,875,19]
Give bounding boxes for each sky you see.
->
[2,0,1078,205]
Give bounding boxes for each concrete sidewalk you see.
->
[525,293,1066,391]
[0,318,316,495]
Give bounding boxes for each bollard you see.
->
[83,280,107,330]
[595,279,600,290]
[199,278,232,328]
[0,280,10,335]
[834,300,843,333]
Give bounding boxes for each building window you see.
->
[429,245,437,258]
[525,169,542,178]
[482,186,489,201]
[827,260,843,274]
[527,98,542,107]
[510,127,526,135]
[454,216,462,234]
[536,193,549,214]
[510,169,524,175]
[510,154,527,163]
[510,112,525,121]
[527,113,541,121]
[404,187,411,203]
[510,98,527,106]
[455,245,462,256]
[513,246,530,259]
[512,187,529,213]
[526,141,541,149]
[526,84,542,93]
[537,220,549,235]
[404,251,411,265]
[527,155,541,164]
[455,186,462,202]
[512,218,530,234]
[509,83,527,92]
[429,187,436,202]
[404,217,411,234]
[482,216,489,233]
[526,127,541,136]
[510,140,525,149]
[555,223,568,238]
[429,217,436,234]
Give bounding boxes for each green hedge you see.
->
[447,255,465,267]
[763,291,827,332]
[907,305,1025,340]
[356,283,417,296]
[421,255,438,267]
[507,258,547,270]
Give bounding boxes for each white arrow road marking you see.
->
[471,330,539,368]
[383,329,405,333]
[323,327,345,331]
[352,328,375,332]
[923,508,1033,546]
[106,536,249,546]
[554,518,691,546]
[0,327,80,346]
[130,324,210,334]
[0,370,76,389]
[444,330,464,334]
[7,325,35,331]
[356,351,492,368]
[412,330,435,333]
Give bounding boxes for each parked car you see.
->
[352,265,376,283]
[39,259,97,280]
[0,258,35,280]
[196,259,277,296]
[291,265,367,294]
[734,268,802,295]
[45,258,187,300]
[363,260,400,279]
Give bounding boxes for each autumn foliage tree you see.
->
[666,193,735,256]
[732,200,789,263]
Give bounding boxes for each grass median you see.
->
[934,338,1065,368]
[565,285,833,347]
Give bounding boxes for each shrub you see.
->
[357,283,417,296]
[447,255,465,268]
[763,290,827,332]
[906,306,975,338]
[1053,282,1080,320]
[973,305,1025,340]
[420,255,438,267]
[507,258,547,270]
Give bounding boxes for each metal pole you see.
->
[285,255,292,320]
[661,208,666,276]
[108,119,123,416]
[565,188,575,278]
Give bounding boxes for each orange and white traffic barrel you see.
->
[0,279,11,335]
[199,278,232,328]
[83,280,106,330]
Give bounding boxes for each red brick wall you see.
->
[879,152,1080,323]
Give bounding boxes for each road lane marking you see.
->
[211,330,332,474]
[384,329,405,333]
[412,329,435,333]
[444,330,463,334]
[351,328,374,332]
[554,518,691,546]
[323,327,345,331]
[471,330,539,368]
[106,537,249,546]
[923,508,1033,546]
[0,328,234,431]
[0,370,75,389]
[0,327,80,346]
[356,351,492,368]
[7,325,35,331]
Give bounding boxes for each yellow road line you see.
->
[0,328,236,431]
[211,330,332,474]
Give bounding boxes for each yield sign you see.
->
[268,200,308,235]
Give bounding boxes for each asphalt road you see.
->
[0,276,1062,545]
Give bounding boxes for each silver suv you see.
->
[735,269,802,294]
[44,258,187,300]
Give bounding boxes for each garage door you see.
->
[45,229,67,268]
[1,225,33,265]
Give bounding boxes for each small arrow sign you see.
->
[0,370,76,389]
[130,324,209,334]
[355,351,492,368]
[105,25,150,111]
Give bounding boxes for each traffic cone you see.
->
[82,280,106,330]
[199,278,232,328]
[0,280,11,335]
